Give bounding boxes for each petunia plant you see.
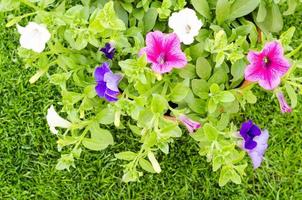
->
[1,0,302,187]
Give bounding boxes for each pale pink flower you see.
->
[141,31,187,74]
[245,41,291,90]
[277,91,292,113]
[178,115,201,133]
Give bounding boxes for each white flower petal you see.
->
[46,105,71,134]
[17,22,51,53]
[168,8,202,45]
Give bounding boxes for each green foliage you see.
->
[1,0,302,188]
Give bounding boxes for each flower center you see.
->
[263,56,271,67]
[157,53,166,64]
[185,24,191,34]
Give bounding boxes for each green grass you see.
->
[1,12,302,199]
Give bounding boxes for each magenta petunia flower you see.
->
[141,31,187,74]
[239,120,269,169]
[178,115,201,133]
[276,91,292,113]
[245,41,291,90]
[94,62,122,102]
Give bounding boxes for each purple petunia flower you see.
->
[179,115,201,133]
[277,91,292,113]
[140,31,187,74]
[245,41,291,90]
[240,120,269,169]
[100,42,116,60]
[94,62,122,102]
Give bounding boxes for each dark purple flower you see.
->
[240,120,269,169]
[178,115,201,133]
[94,62,122,102]
[277,91,292,113]
[100,43,116,60]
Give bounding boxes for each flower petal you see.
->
[258,70,281,90]
[104,72,122,92]
[239,120,253,140]
[46,105,71,134]
[145,31,164,59]
[94,63,110,82]
[95,82,107,97]
[244,139,257,150]
[248,151,264,169]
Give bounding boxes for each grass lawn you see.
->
[0,11,302,199]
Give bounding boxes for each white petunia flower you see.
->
[147,151,161,173]
[17,22,51,53]
[46,105,71,134]
[168,8,203,45]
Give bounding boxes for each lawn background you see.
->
[0,7,302,199]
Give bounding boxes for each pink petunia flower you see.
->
[276,91,292,113]
[141,31,187,74]
[245,41,291,90]
[178,115,201,133]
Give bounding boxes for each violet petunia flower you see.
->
[94,62,122,102]
[245,41,291,90]
[277,91,292,113]
[100,42,116,60]
[179,115,201,133]
[141,31,187,74]
[240,120,269,169]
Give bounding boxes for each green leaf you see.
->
[177,64,197,79]
[82,124,114,151]
[170,83,190,102]
[196,57,212,80]
[217,113,230,131]
[216,0,231,25]
[203,123,218,141]
[96,107,115,124]
[57,136,78,150]
[283,0,298,16]
[218,91,235,103]
[191,79,209,99]
[151,94,168,114]
[139,158,156,173]
[245,90,257,104]
[138,109,155,129]
[219,166,232,187]
[229,0,260,20]
[89,1,125,34]
[285,84,297,108]
[191,0,211,19]
[213,156,223,171]
[143,8,158,32]
[210,83,221,94]
[255,3,283,33]
[256,1,267,23]
[0,0,19,12]
[208,98,217,114]
[56,154,75,171]
[231,60,245,82]
[208,68,228,85]
[115,151,137,161]
[160,120,182,137]
[143,131,157,148]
